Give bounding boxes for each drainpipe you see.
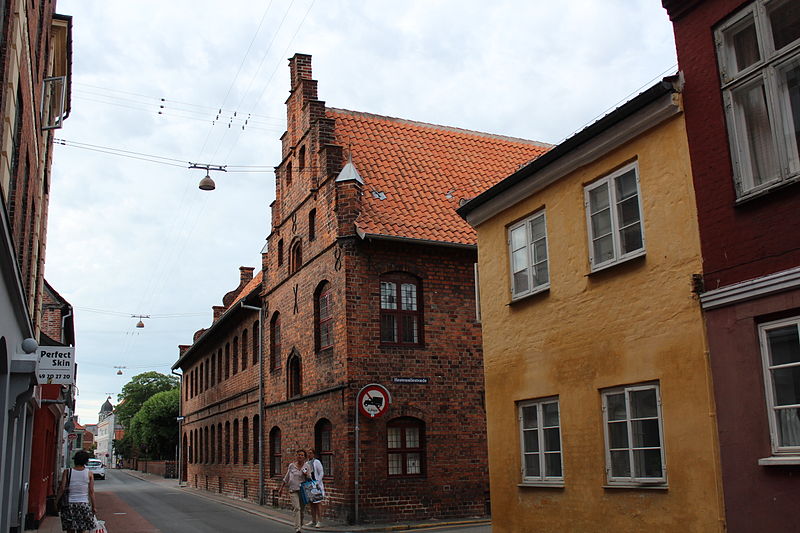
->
[60,306,72,345]
[240,302,263,504]
[171,368,183,485]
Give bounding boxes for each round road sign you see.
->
[358,384,391,418]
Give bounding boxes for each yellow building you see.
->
[458,78,725,532]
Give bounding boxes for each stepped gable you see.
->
[328,108,551,246]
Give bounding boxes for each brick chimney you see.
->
[239,266,254,286]
[212,305,225,322]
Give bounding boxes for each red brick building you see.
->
[663,1,800,531]
[174,53,549,523]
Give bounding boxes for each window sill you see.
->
[734,173,800,206]
[588,249,646,276]
[509,285,550,305]
[603,483,668,490]
[758,456,800,466]
[518,482,564,489]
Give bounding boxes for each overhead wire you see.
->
[220,0,316,163]
[209,0,300,162]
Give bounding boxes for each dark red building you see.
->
[174,53,550,524]
[663,1,800,531]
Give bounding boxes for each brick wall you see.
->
[667,0,800,288]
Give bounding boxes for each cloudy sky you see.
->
[48,0,677,424]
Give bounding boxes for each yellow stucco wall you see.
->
[476,112,724,532]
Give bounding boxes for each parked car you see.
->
[86,459,105,480]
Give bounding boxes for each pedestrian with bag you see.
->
[56,450,97,533]
[304,449,325,529]
[278,449,310,533]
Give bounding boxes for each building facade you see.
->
[175,53,550,523]
[27,279,74,528]
[459,78,726,532]
[663,0,800,530]
[0,1,71,531]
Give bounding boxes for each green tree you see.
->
[128,388,180,460]
[116,371,179,428]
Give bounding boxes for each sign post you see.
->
[354,383,391,524]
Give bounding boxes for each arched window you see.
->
[217,349,222,384]
[287,352,302,398]
[387,417,425,476]
[225,343,231,379]
[289,240,302,274]
[210,353,216,385]
[277,239,284,266]
[298,145,306,171]
[233,419,240,464]
[242,329,248,371]
[225,421,231,464]
[233,337,239,376]
[204,426,209,464]
[270,427,282,476]
[217,423,223,464]
[315,281,333,351]
[253,415,261,464]
[182,433,188,478]
[189,431,194,464]
[200,362,205,393]
[270,312,281,370]
[252,321,259,366]
[308,208,316,242]
[286,161,292,185]
[210,425,216,464]
[315,419,333,477]
[243,417,249,465]
[380,273,423,345]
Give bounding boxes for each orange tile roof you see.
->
[231,270,262,306]
[329,108,550,246]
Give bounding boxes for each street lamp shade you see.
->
[198,173,215,191]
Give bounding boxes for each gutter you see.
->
[355,227,476,251]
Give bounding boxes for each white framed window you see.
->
[584,162,645,271]
[758,317,800,454]
[518,397,563,484]
[602,383,666,485]
[716,0,800,197]
[508,210,549,299]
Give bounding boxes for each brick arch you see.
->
[287,348,302,398]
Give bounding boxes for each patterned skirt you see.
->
[60,501,95,531]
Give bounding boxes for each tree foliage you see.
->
[128,388,180,460]
[116,371,179,428]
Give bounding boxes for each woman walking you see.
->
[279,449,311,533]
[304,449,325,528]
[57,450,97,533]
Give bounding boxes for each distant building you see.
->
[174,54,550,523]
[95,397,120,466]
[662,1,800,531]
[459,77,725,531]
[0,1,72,531]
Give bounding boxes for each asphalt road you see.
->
[94,470,297,533]
[87,470,492,533]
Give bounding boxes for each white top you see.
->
[306,458,325,496]
[68,468,90,503]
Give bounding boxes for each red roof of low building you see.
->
[329,108,551,246]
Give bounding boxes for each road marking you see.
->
[113,512,127,515]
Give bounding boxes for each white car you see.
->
[86,459,105,480]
